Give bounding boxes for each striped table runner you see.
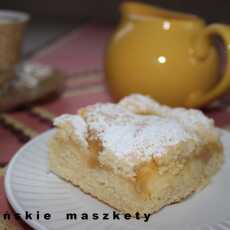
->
[0,23,230,229]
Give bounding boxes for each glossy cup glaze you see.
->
[105,2,230,108]
[0,10,29,87]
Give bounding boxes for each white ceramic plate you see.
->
[5,129,230,230]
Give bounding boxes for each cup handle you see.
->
[185,24,230,108]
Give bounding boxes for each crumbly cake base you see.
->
[48,133,223,216]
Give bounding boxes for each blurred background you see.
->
[1,2,230,230]
[1,0,230,58]
[1,0,230,23]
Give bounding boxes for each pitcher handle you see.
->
[185,24,230,108]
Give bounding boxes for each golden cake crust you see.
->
[49,94,223,216]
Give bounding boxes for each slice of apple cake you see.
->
[48,94,223,216]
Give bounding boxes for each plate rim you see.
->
[4,129,54,230]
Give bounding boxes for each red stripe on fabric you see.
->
[39,91,112,115]
[206,110,230,127]
[0,126,22,164]
[65,78,103,90]
[9,112,50,133]
[32,24,113,74]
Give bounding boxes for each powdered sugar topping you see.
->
[54,114,88,147]
[101,117,194,159]
[53,94,219,177]
[119,94,214,129]
[83,103,199,160]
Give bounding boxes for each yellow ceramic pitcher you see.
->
[105,2,230,108]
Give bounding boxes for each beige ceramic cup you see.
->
[0,10,29,87]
